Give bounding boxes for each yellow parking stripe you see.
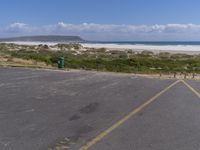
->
[181,80,200,98]
[79,80,181,150]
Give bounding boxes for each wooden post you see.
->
[184,73,187,79]
[192,73,195,79]
[174,72,176,78]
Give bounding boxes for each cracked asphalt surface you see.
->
[0,68,200,150]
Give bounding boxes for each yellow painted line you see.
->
[181,80,200,98]
[79,80,181,150]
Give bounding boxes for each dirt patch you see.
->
[70,125,94,142]
[80,102,99,114]
[69,114,81,121]
[49,137,73,150]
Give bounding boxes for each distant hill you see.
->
[0,35,83,42]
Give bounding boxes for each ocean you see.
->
[83,41,200,46]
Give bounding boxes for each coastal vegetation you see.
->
[1,43,200,74]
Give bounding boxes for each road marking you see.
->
[79,80,181,150]
[181,80,200,98]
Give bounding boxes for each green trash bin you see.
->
[58,57,65,69]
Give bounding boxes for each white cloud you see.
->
[1,22,200,40]
[6,23,30,32]
[9,23,27,28]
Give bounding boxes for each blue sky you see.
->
[1,0,200,40]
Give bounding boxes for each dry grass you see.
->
[0,55,53,69]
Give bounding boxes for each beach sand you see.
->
[82,43,200,54]
[2,41,200,54]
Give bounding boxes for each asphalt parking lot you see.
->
[0,68,200,150]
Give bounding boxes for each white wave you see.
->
[82,43,200,52]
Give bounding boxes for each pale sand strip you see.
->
[82,43,200,54]
[2,41,200,54]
